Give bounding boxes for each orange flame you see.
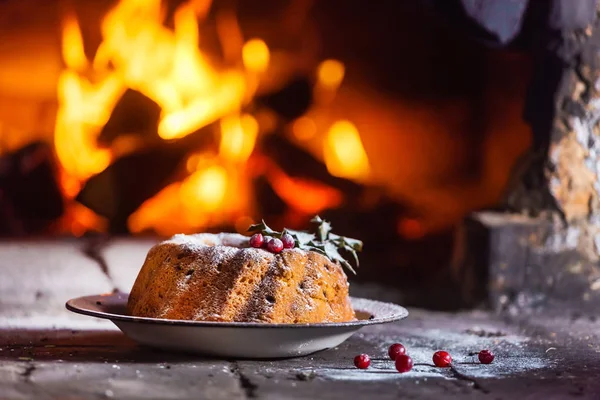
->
[267,163,343,215]
[56,0,267,178]
[128,158,247,234]
[55,0,275,234]
[324,120,370,181]
[219,113,259,163]
[55,0,370,236]
[242,39,270,74]
[180,164,229,212]
[61,15,88,72]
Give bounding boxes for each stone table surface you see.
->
[1,238,600,399]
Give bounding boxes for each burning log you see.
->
[260,133,362,197]
[98,89,161,146]
[252,132,357,227]
[0,142,63,236]
[77,124,216,234]
[256,76,313,122]
[253,175,289,224]
[76,148,187,234]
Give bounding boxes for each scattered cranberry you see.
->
[267,238,284,253]
[395,354,413,373]
[354,354,370,369]
[281,233,295,249]
[478,349,494,364]
[249,233,264,248]
[388,343,406,360]
[432,350,452,368]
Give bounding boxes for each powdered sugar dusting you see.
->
[167,232,249,250]
[306,361,448,381]
[167,233,315,258]
[345,328,554,381]
[451,354,550,378]
[310,349,550,382]
[167,233,307,275]
[166,232,335,285]
[310,338,551,382]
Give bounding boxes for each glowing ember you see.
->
[267,164,343,215]
[397,218,426,240]
[317,59,345,90]
[52,203,108,237]
[315,59,345,105]
[292,116,318,141]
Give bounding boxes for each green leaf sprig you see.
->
[247,216,363,274]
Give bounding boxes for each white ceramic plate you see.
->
[66,293,408,359]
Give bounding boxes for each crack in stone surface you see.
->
[19,362,36,383]
[81,236,118,292]
[231,363,258,399]
[449,364,489,394]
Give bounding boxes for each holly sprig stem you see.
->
[247,216,362,274]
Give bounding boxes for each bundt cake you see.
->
[127,232,356,323]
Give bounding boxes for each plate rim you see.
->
[66,293,408,329]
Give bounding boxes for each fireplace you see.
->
[4,3,600,397]
[4,0,592,311]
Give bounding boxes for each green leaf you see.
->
[311,216,331,241]
[340,259,356,275]
[343,237,363,252]
[284,228,315,247]
[323,242,356,275]
[304,240,322,252]
[307,245,328,258]
[310,215,323,224]
[247,215,362,275]
[247,220,279,236]
[329,234,363,252]
[338,243,360,266]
